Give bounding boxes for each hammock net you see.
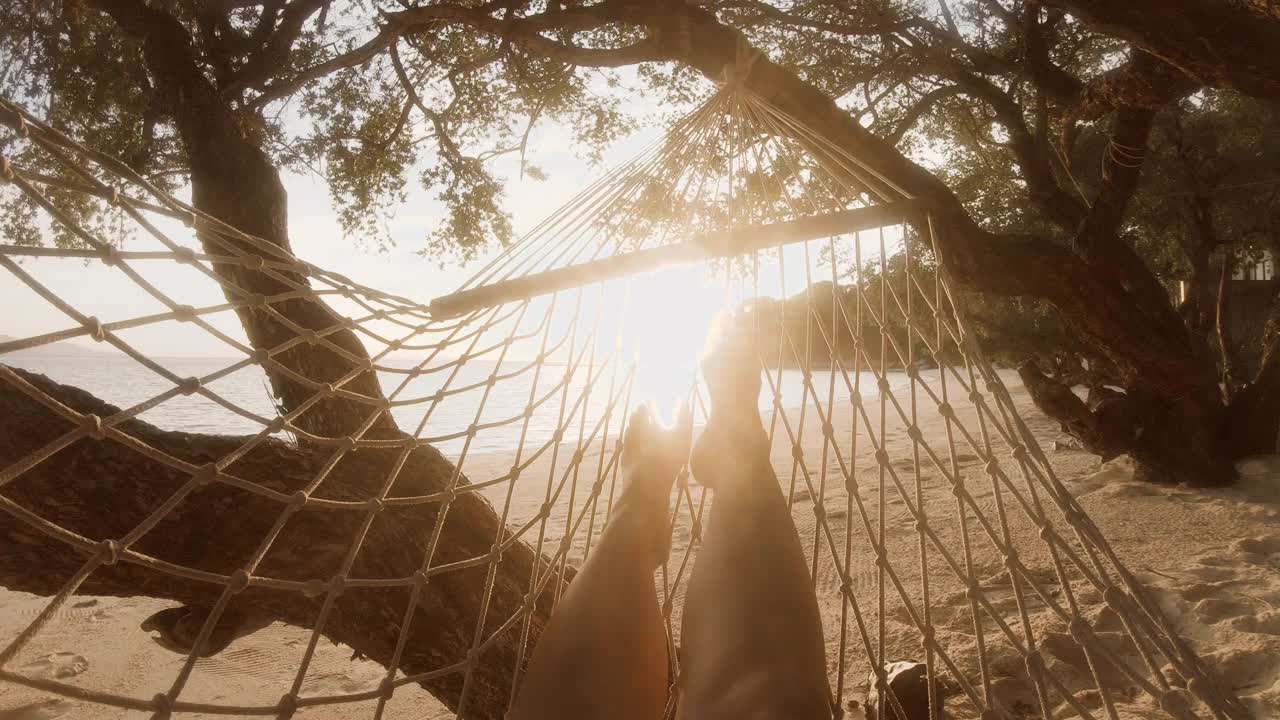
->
[0,80,1249,720]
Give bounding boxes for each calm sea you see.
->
[4,351,921,556]
[3,353,910,459]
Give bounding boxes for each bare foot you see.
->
[508,403,687,720]
[678,311,832,720]
[619,403,692,565]
[691,311,769,489]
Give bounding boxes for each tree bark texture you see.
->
[93,0,392,439]
[0,367,559,719]
[4,5,564,717]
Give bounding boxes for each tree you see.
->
[4,0,1280,715]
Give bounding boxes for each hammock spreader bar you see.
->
[430,199,923,318]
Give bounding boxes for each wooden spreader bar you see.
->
[429,200,922,318]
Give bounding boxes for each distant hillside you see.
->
[748,280,943,369]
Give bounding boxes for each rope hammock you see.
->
[0,72,1249,720]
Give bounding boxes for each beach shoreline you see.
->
[1,374,1277,719]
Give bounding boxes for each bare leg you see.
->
[678,313,832,720]
[508,403,690,720]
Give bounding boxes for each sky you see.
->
[1,78,904,414]
[1,112,663,351]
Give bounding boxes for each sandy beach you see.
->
[2,373,1277,719]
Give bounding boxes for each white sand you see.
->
[2,377,1277,719]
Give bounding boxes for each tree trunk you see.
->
[1042,0,1280,103]
[1222,317,1280,457]
[1178,198,1214,335]
[1018,360,1234,485]
[0,367,558,719]
[93,0,391,439]
[0,4,561,715]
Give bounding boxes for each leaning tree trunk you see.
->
[0,369,557,719]
[95,0,389,439]
[0,2,561,716]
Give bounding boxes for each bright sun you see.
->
[602,262,728,417]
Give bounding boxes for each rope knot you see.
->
[301,578,326,598]
[327,574,346,597]
[1158,689,1192,718]
[84,316,106,342]
[1067,618,1091,645]
[1023,649,1045,675]
[228,569,251,594]
[1102,585,1127,610]
[82,413,105,440]
[97,538,120,565]
[195,463,220,487]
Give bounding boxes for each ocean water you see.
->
[3,350,919,564]
[3,352,911,459]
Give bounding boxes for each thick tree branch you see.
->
[1074,52,1198,122]
[224,0,331,97]
[1069,108,1211,389]
[1018,4,1084,105]
[938,62,1086,229]
[909,11,1190,120]
[1019,359,1232,485]
[1074,108,1154,261]
[883,84,962,144]
[1017,359,1135,461]
[713,0,921,36]
[1042,0,1280,102]
[252,0,663,110]
[0,368,565,719]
